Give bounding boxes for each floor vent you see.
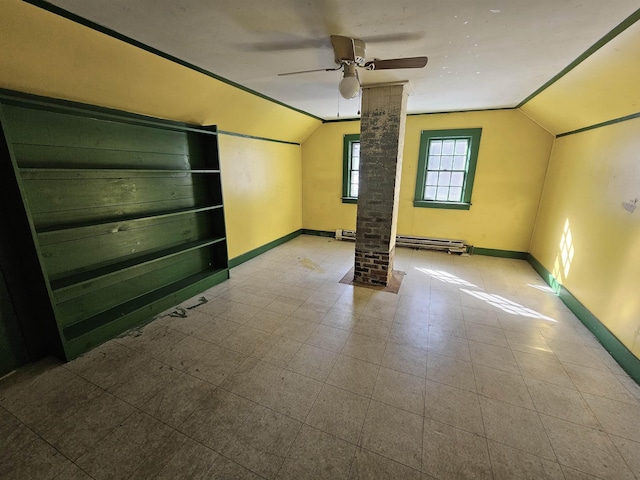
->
[335,229,468,254]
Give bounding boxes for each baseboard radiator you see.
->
[335,229,468,254]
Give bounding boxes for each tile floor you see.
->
[1,235,639,479]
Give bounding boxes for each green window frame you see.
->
[414,128,482,210]
[341,134,360,204]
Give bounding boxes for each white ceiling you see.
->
[46,0,639,120]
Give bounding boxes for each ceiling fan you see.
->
[278,35,428,99]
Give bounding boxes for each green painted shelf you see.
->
[0,91,229,361]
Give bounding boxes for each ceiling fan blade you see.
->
[365,56,428,70]
[278,66,341,76]
[330,35,356,63]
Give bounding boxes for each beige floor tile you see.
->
[462,306,501,327]
[0,437,72,480]
[361,400,423,470]
[286,344,338,381]
[320,309,360,330]
[381,341,427,378]
[244,310,289,333]
[468,340,520,374]
[273,317,317,343]
[341,333,387,364]
[208,455,263,479]
[141,372,215,430]
[161,309,213,334]
[561,466,602,479]
[54,463,94,480]
[582,393,640,442]
[427,332,471,361]
[372,367,425,415]
[326,355,380,397]
[424,380,485,436]
[427,352,477,392]
[389,323,429,350]
[261,369,323,421]
[428,317,467,338]
[541,414,634,480]
[107,358,180,408]
[525,378,600,428]
[192,317,241,344]
[513,350,575,388]
[290,302,332,322]
[219,357,283,403]
[153,335,212,370]
[183,388,256,451]
[474,363,534,409]
[479,396,556,461]
[563,363,638,405]
[488,440,565,480]
[422,418,492,480]
[116,323,187,358]
[305,384,370,443]
[223,405,301,479]
[218,325,272,356]
[465,323,509,348]
[218,302,261,324]
[0,406,39,459]
[63,342,145,390]
[154,438,219,480]
[39,390,134,461]
[76,411,186,480]
[351,316,393,340]
[265,296,305,316]
[187,344,247,386]
[306,324,351,353]
[609,435,640,479]
[348,447,421,480]
[252,335,302,368]
[277,425,356,480]
[3,242,637,480]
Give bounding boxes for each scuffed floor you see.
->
[1,235,639,479]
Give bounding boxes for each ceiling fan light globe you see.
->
[339,75,360,99]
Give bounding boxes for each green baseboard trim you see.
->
[471,247,528,259]
[300,229,336,238]
[527,254,640,384]
[228,230,302,268]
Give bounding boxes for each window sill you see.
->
[341,197,358,204]
[413,200,471,210]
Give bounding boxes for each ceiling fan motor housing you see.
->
[332,35,367,65]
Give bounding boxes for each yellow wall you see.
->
[220,136,302,259]
[521,21,640,135]
[529,119,640,356]
[0,0,317,258]
[302,110,554,251]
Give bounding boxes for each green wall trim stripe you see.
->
[217,130,300,146]
[471,247,528,259]
[0,88,217,135]
[557,111,640,137]
[301,229,336,237]
[23,0,324,123]
[228,230,302,268]
[517,7,640,108]
[527,254,640,384]
[322,107,517,124]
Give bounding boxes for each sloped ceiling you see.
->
[39,0,639,121]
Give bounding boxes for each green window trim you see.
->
[341,133,360,203]
[414,128,482,210]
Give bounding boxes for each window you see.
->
[414,128,481,210]
[341,134,360,203]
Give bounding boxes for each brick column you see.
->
[354,82,409,286]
